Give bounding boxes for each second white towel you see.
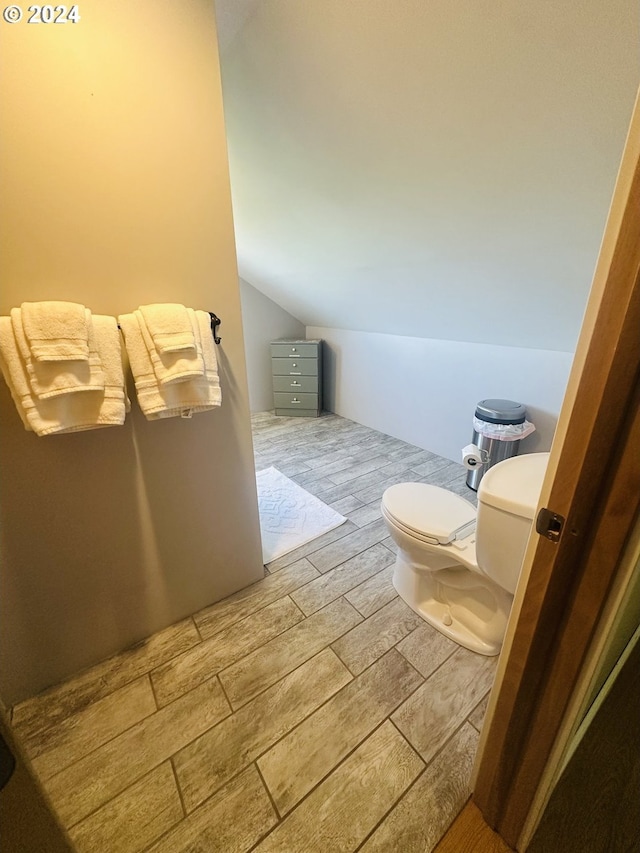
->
[119,309,221,420]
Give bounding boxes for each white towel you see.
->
[137,303,196,353]
[135,308,205,386]
[0,318,30,431]
[0,315,128,436]
[11,308,105,400]
[119,309,221,420]
[21,301,90,362]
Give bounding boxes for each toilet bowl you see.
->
[381,452,549,656]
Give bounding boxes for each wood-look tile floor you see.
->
[11,412,496,853]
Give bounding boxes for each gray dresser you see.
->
[270,339,322,417]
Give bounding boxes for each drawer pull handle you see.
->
[290,372,301,375]
[291,347,297,352]
[291,382,301,387]
[291,398,301,403]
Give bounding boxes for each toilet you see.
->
[381,452,549,656]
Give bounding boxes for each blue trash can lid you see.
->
[475,399,526,425]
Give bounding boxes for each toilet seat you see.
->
[382,483,476,545]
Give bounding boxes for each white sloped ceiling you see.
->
[215,0,639,352]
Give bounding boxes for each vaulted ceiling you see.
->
[214,0,638,352]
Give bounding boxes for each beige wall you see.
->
[0,0,264,704]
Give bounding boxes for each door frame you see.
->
[472,90,640,850]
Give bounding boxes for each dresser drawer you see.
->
[273,392,319,410]
[272,375,318,393]
[272,357,318,376]
[271,343,319,359]
[275,408,319,418]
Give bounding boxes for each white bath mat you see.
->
[256,466,347,564]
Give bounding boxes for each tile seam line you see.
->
[137,766,199,853]
[190,613,204,643]
[168,756,188,820]
[254,760,283,821]
[147,670,161,713]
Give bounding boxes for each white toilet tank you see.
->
[476,452,550,594]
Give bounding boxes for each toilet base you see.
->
[392,553,512,656]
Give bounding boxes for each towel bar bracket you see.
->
[208,313,222,344]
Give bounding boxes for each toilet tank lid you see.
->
[382,483,476,544]
[478,452,550,519]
